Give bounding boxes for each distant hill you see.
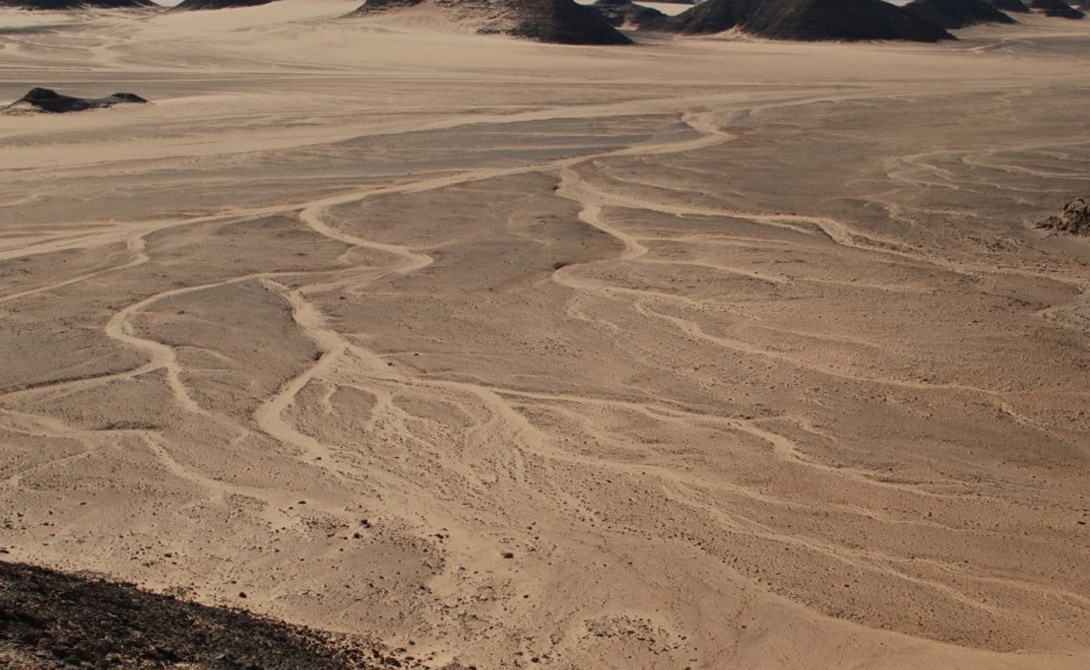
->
[905,0,1015,28]
[990,0,1031,13]
[664,0,954,42]
[1029,0,1084,17]
[0,0,154,8]
[173,0,279,9]
[352,0,632,45]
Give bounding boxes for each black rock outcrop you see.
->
[352,0,632,45]
[1030,0,1084,17]
[1038,198,1090,235]
[0,0,154,7]
[354,0,424,11]
[4,87,148,113]
[905,0,1015,28]
[665,0,954,42]
[174,0,279,9]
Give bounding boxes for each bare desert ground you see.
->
[1,2,1089,668]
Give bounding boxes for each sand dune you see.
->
[1,2,1089,669]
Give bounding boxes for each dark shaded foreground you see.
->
[0,561,417,670]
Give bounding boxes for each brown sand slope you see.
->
[1,2,1089,669]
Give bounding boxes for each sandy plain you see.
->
[1,1,1089,668]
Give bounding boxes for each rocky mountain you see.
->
[352,0,632,45]
[664,0,954,42]
[905,0,1015,28]
[1029,0,1084,17]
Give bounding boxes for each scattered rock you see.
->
[4,87,148,114]
[1037,198,1090,235]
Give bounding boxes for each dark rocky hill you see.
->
[665,0,954,42]
[905,0,1015,28]
[990,0,1031,13]
[1029,0,1084,17]
[352,0,632,45]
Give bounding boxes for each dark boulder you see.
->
[173,0,280,9]
[4,87,149,113]
[353,0,423,12]
[1037,198,1090,236]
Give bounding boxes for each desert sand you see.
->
[1,1,1089,668]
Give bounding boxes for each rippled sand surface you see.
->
[2,3,1089,668]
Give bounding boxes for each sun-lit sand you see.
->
[2,1,1089,668]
